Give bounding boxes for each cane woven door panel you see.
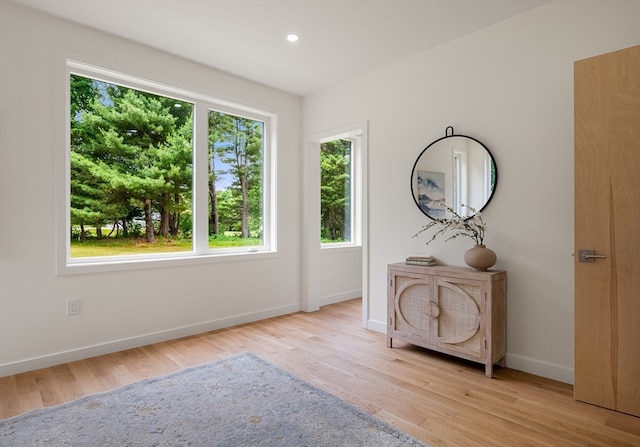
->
[393,276,435,342]
[436,279,483,356]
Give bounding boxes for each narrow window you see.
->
[320,139,353,244]
[208,110,264,249]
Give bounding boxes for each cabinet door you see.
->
[435,278,484,358]
[391,274,437,345]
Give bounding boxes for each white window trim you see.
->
[319,133,363,250]
[56,60,277,275]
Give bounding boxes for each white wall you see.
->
[303,0,640,383]
[317,249,363,306]
[0,3,303,375]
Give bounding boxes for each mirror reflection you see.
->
[411,134,497,220]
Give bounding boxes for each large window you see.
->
[62,61,274,272]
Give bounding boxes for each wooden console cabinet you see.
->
[387,263,506,377]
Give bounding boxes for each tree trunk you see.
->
[144,199,155,242]
[168,212,176,236]
[159,194,170,238]
[241,176,249,238]
[159,210,169,238]
[209,180,219,235]
[170,213,179,236]
[169,193,180,236]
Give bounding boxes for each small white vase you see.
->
[464,245,497,271]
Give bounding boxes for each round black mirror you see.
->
[411,127,497,220]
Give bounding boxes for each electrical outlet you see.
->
[66,299,80,316]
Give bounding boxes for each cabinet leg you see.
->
[485,363,493,378]
[387,337,393,348]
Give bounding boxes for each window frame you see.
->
[56,60,277,275]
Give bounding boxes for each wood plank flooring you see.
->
[1,298,638,446]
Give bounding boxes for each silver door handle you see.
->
[578,249,607,263]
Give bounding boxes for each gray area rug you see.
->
[1,352,429,446]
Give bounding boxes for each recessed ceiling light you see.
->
[286,33,300,42]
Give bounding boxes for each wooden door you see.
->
[574,45,640,417]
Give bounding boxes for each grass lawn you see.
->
[70,235,262,258]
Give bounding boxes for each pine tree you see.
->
[69,75,193,243]
[320,139,351,241]
[209,112,263,239]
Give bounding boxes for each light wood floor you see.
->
[1,298,638,446]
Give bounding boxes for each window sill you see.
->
[57,249,278,275]
[320,243,362,253]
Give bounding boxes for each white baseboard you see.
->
[0,303,300,377]
[319,289,362,307]
[367,319,387,334]
[505,353,574,384]
[366,320,574,385]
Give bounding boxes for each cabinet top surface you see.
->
[389,263,506,277]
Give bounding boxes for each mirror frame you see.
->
[410,128,498,220]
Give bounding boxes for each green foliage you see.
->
[69,74,275,258]
[208,111,263,240]
[69,74,194,250]
[70,75,99,118]
[179,211,193,238]
[320,139,352,242]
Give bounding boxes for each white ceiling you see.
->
[13,0,552,96]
